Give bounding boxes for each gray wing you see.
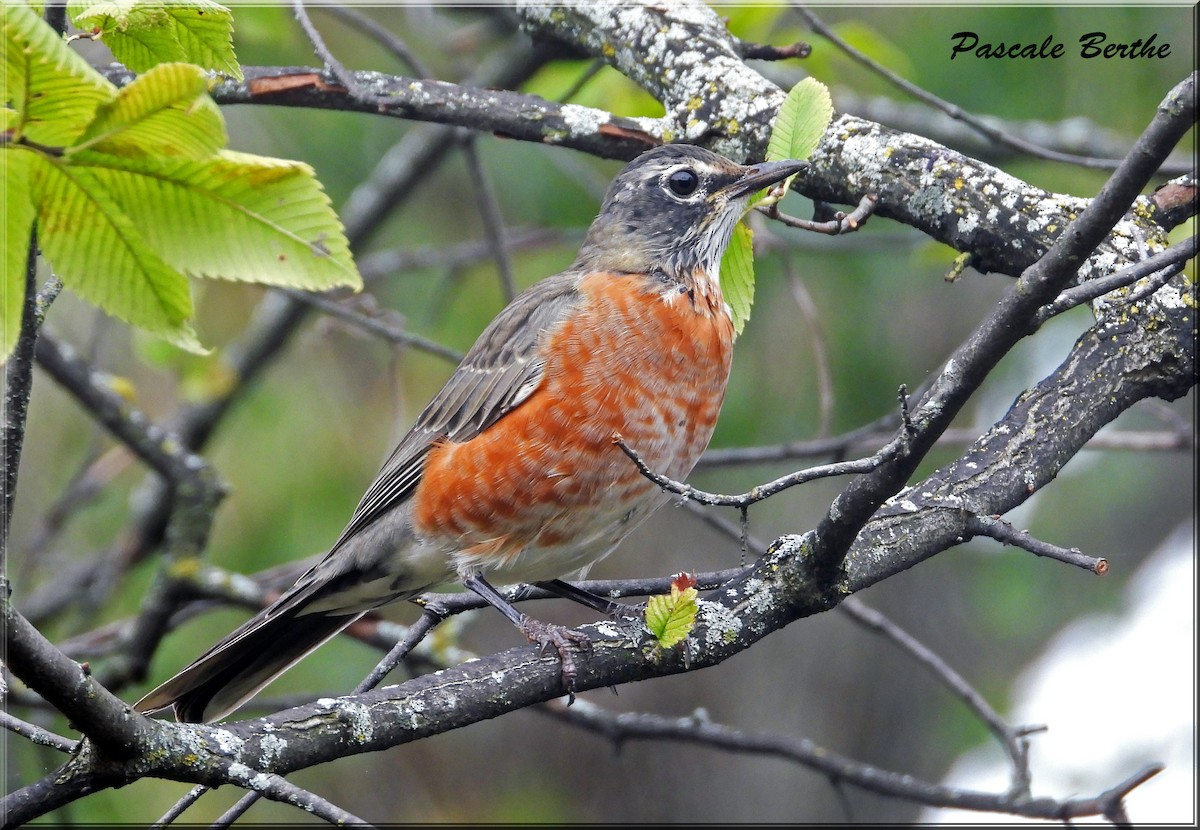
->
[132,272,589,721]
[328,270,585,551]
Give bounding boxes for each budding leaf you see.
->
[645,573,700,648]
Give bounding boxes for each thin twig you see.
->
[319,4,433,78]
[291,0,366,100]
[151,784,208,828]
[543,698,1161,820]
[967,515,1108,575]
[355,605,447,692]
[555,58,607,103]
[833,89,1193,177]
[32,333,220,497]
[461,133,519,303]
[281,288,465,363]
[762,193,878,234]
[1039,234,1197,322]
[737,39,812,61]
[357,228,574,285]
[699,423,1192,470]
[215,768,368,827]
[0,710,78,753]
[612,432,899,508]
[16,444,129,586]
[3,251,52,572]
[212,792,258,828]
[839,597,1036,798]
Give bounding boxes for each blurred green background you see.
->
[6,2,1195,823]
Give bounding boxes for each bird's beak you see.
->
[725,159,809,198]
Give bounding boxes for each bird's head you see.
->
[575,144,807,281]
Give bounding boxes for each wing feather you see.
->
[329,272,583,550]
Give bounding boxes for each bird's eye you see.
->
[666,168,700,197]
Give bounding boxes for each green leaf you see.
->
[71,148,361,291]
[2,0,114,146]
[719,220,756,338]
[73,62,225,159]
[712,76,834,342]
[165,0,240,80]
[645,580,699,649]
[27,150,202,350]
[767,76,834,164]
[2,148,37,359]
[69,0,242,80]
[4,1,354,360]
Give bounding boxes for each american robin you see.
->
[134,144,806,723]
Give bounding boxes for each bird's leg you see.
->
[534,578,643,622]
[462,573,591,699]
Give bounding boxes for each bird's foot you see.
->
[519,617,591,703]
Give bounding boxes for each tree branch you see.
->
[542,697,1156,820]
[810,71,1196,581]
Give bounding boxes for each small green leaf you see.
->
[73,62,225,159]
[2,0,114,146]
[767,76,834,165]
[69,0,242,80]
[719,220,756,338]
[2,148,37,359]
[645,579,700,649]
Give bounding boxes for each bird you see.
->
[134,143,806,723]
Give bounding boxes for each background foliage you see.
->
[5,2,1194,823]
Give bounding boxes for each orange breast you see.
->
[410,270,734,573]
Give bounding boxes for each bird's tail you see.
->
[134,604,362,723]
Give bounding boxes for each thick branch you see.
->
[98,63,661,161]
[812,72,1196,578]
[2,600,154,757]
[517,0,784,160]
[844,270,1194,589]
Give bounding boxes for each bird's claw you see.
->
[519,618,591,704]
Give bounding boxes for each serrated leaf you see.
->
[2,0,114,145]
[27,150,202,349]
[645,583,699,649]
[5,1,348,358]
[70,0,241,80]
[166,0,240,80]
[2,147,37,359]
[71,1,188,67]
[70,148,361,291]
[719,220,755,338]
[73,62,225,158]
[767,76,834,165]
